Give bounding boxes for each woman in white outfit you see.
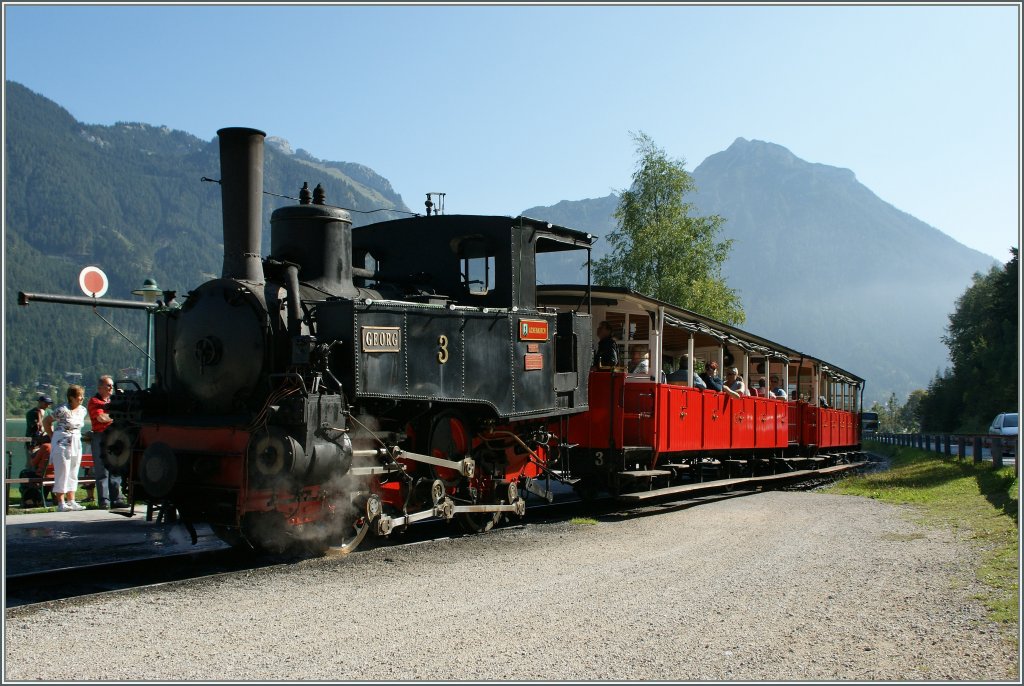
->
[43,384,87,511]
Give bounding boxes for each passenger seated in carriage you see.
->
[770,375,787,399]
[666,355,707,388]
[628,346,650,375]
[723,368,745,399]
[700,360,724,392]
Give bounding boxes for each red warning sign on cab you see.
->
[518,319,548,341]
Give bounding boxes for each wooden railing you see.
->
[872,432,1018,472]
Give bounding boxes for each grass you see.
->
[824,442,1019,628]
[5,485,101,515]
[570,517,599,526]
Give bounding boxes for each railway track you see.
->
[5,456,877,609]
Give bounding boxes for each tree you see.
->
[919,248,1018,431]
[898,389,927,433]
[881,393,901,433]
[593,132,745,325]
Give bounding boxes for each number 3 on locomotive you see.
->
[437,334,449,364]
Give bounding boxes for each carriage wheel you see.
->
[428,413,501,534]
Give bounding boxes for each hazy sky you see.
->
[3,2,1020,261]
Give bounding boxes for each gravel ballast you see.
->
[3,491,1018,681]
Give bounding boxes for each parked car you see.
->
[987,412,1018,457]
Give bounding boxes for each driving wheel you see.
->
[428,413,501,534]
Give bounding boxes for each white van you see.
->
[987,412,1018,457]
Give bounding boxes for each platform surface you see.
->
[3,505,226,577]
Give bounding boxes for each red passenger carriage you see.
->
[537,286,865,498]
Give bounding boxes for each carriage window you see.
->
[458,237,494,295]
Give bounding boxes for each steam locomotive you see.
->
[103,127,866,554]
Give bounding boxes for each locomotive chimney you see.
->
[217,127,266,284]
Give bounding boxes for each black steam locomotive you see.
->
[104,127,596,552]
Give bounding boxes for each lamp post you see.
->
[132,278,161,388]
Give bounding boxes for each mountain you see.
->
[3,81,1000,408]
[3,81,411,390]
[524,138,1000,406]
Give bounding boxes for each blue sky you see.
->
[3,2,1020,261]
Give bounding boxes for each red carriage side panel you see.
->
[801,403,820,449]
[657,385,703,453]
[728,396,756,449]
[754,397,776,449]
[819,409,832,448]
[824,410,834,448]
[622,381,657,447]
[566,370,628,450]
[788,401,801,446]
[842,410,856,446]
[703,391,730,450]
[774,399,789,449]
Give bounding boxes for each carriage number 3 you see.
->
[437,335,449,364]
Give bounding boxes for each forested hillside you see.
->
[4,81,411,392]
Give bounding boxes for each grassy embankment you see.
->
[825,442,1019,628]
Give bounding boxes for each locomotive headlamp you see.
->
[132,278,162,303]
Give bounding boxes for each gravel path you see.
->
[4,491,1018,681]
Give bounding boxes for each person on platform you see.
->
[28,441,52,476]
[593,321,618,369]
[89,375,127,509]
[18,441,52,508]
[24,395,52,458]
[43,385,87,512]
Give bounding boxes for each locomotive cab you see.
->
[351,215,593,310]
[337,215,596,419]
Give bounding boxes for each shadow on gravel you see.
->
[592,491,755,523]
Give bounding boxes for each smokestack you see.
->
[217,127,266,283]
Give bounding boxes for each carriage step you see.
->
[618,477,754,502]
[618,469,672,479]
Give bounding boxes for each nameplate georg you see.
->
[361,326,401,353]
